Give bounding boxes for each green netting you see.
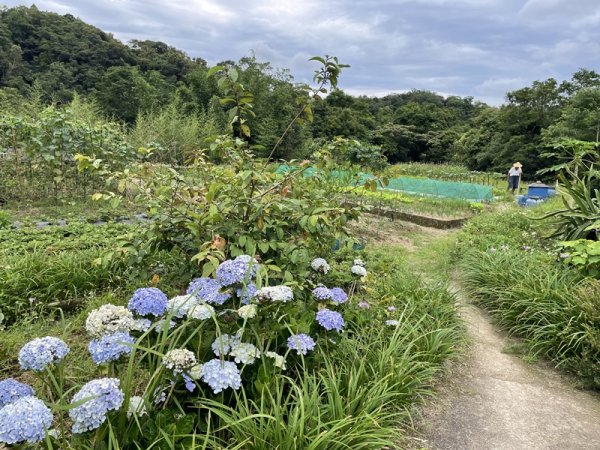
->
[275,165,493,202]
[383,177,493,202]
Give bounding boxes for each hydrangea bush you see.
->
[0,254,373,447]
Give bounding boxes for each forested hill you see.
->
[1,5,599,174]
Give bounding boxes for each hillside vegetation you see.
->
[2,6,600,172]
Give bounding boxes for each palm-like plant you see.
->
[541,170,600,240]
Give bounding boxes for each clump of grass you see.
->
[458,207,600,389]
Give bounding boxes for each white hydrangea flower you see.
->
[229,343,260,365]
[351,265,367,277]
[166,295,199,318]
[85,304,134,338]
[310,258,330,274]
[237,304,258,320]
[265,351,286,370]
[256,286,294,302]
[131,318,152,332]
[162,349,197,374]
[211,333,241,357]
[189,364,203,380]
[127,396,147,417]
[153,319,176,333]
[187,303,215,320]
[353,259,365,267]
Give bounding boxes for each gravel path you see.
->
[410,283,600,450]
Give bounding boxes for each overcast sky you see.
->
[4,0,600,105]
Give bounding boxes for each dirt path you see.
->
[410,282,600,450]
[354,214,600,450]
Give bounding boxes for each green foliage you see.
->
[538,138,599,178]
[461,249,600,389]
[0,210,11,228]
[98,142,360,284]
[540,172,600,240]
[0,103,136,201]
[558,239,600,277]
[0,222,189,323]
[128,102,224,165]
[457,208,600,388]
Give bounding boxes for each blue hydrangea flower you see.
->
[88,332,135,365]
[19,337,69,372]
[287,334,316,355]
[330,287,348,305]
[0,396,53,444]
[187,277,230,305]
[211,333,241,357]
[69,378,124,434]
[200,359,242,394]
[216,255,258,286]
[132,318,152,332]
[0,379,35,408]
[127,288,168,317]
[154,319,177,333]
[236,283,257,304]
[316,309,345,332]
[312,286,332,301]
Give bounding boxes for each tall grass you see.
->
[128,103,223,165]
[458,208,600,388]
[203,304,461,449]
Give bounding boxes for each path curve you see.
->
[413,282,600,450]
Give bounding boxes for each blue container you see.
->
[525,198,543,207]
[527,183,554,199]
[517,195,528,206]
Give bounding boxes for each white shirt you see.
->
[508,167,522,176]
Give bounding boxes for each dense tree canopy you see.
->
[1,5,599,175]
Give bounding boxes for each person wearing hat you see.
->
[507,162,522,194]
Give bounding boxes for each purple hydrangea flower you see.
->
[216,255,259,286]
[187,277,230,305]
[128,288,168,317]
[0,379,35,409]
[19,337,69,372]
[358,300,371,309]
[387,306,397,312]
[316,309,345,332]
[0,396,53,444]
[199,359,242,394]
[330,287,348,305]
[312,286,332,301]
[69,378,124,434]
[88,332,135,365]
[287,334,316,355]
[236,283,257,304]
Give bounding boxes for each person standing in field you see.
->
[507,162,522,194]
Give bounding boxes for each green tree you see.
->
[95,66,158,122]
